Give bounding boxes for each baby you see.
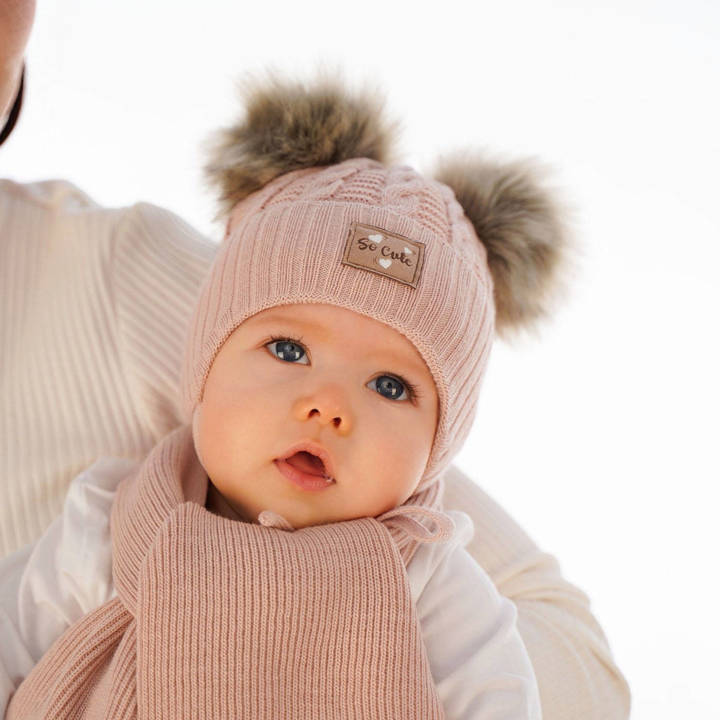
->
[1,69,574,719]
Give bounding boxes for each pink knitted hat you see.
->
[180,67,577,497]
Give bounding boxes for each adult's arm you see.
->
[442,465,632,720]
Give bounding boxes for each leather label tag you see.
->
[341,221,425,289]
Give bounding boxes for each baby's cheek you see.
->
[391,434,426,472]
[369,443,413,490]
[395,441,430,496]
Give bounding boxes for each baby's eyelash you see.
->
[266,334,422,403]
[268,333,306,346]
[401,378,423,403]
[267,333,308,358]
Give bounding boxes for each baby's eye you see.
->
[370,375,413,402]
[266,337,309,364]
[264,335,417,403]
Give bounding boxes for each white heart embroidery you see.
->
[368,234,384,244]
[403,246,413,254]
[378,258,392,269]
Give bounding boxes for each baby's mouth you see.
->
[284,451,332,480]
[275,441,338,487]
[274,451,336,491]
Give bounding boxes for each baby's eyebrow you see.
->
[254,314,329,338]
[254,314,427,376]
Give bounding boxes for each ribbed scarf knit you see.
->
[7,424,455,719]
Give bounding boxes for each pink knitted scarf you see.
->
[8,425,455,719]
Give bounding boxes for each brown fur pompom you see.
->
[203,65,403,222]
[430,150,580,342]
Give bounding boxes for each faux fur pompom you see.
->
[203,65,403,222]
[431,150,579,342]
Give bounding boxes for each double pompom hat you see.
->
[179,66,579,507]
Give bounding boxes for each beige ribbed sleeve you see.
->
[0,179,216,556]
[442,464,632,719]
[0,178,631,719]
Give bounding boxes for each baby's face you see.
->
[192,303,439,529]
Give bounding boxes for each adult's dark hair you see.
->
[0,62,25,147]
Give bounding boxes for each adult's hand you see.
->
[0,0,35,117]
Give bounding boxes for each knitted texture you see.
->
[6,424,454,719]
[180,157,496,497]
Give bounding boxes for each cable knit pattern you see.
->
[6,424,454,719]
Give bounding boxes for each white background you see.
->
[2,1,719,717]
